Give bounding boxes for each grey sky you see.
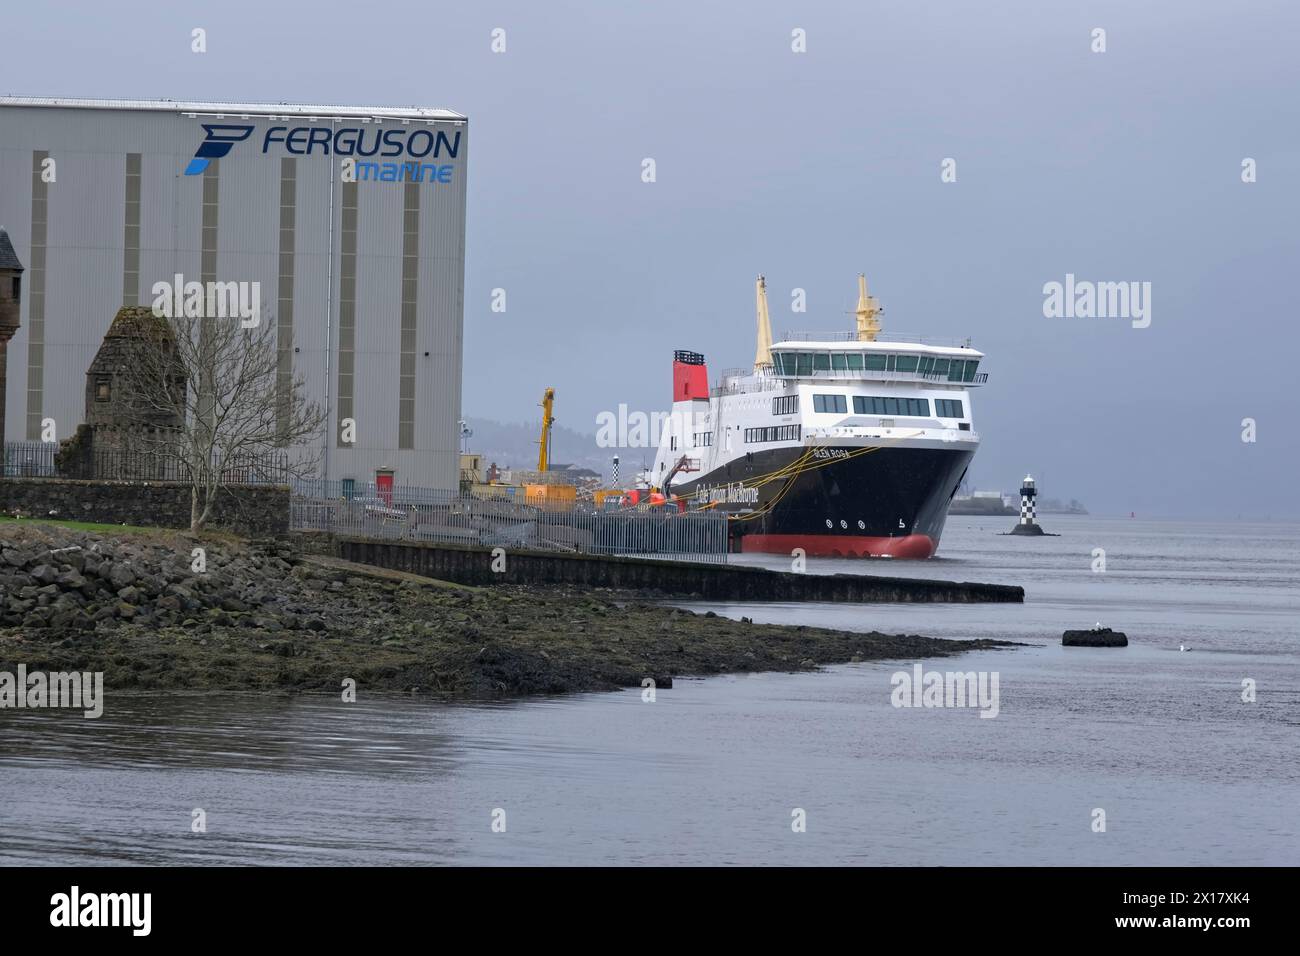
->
[6,0,1297,517]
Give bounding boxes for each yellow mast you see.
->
[754,274,773,371]
[854,273,882,341]
[537,387,555,471]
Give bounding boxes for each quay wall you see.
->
[324,536,1024,603]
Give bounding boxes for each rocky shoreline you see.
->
[0,523,1013,698]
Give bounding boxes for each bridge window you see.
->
[946,359,979,382]
[853,396,931,416]
[796,352,813,376]
[865,354,886,371]
[832,352,847,370]
[918,356,933,374]
[846,353,863,370]
[813,352,831,372]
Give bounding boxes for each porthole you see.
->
[825,519,833,529]
[857,520,865,530]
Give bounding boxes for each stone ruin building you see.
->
[57,306,186,479]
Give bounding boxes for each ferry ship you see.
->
[646,275,985,558]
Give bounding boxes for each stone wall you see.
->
[0,478,289,535]
[331,537,1025,603]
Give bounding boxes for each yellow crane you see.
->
[855,273,882,341]
[536,387,555,472]
[754,275,774,371]
[527,386,576,511]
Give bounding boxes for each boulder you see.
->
[107,563,137,589]
[1,572,33,591]
[55,569,86,589]
[29,564,58,585]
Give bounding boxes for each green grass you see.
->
[0,515,157,534]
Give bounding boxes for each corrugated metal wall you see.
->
[0,103,467,491]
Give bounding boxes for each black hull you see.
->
[672,444,975,558]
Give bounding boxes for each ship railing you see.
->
[717,366,783,382]
[711,367,785,397]
[710,379,785,397]
[919,370,988,385]
[778,331,977,349]
[749,369,988,387]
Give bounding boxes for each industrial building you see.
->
[0,96,468,492]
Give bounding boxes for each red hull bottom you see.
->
[739,533,937,560]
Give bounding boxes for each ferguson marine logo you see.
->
[184,122,461,179]
[184,124,254,175]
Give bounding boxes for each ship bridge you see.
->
[769,331,986,386]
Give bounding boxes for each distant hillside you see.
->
[465,417,625,477]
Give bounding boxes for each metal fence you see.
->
[3,440,290,485]
[290,481,729,563]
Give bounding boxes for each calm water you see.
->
[1,515,1297,865]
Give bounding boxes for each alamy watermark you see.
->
[891,664,999,718]
[595,404,707,449]
[151,272,261,327]
[1042,274,1150,328]
[50,886,150,936]
[0,666,104,718]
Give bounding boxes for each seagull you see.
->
[1179,644,1188,652]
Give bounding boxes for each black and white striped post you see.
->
[1019,475,1037,525]
[612,455,620,488]
[1010,473,1046,536]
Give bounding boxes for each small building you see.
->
[0,227,23,455]
[57,306,185,478]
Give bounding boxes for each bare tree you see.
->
[116,308,324,532]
